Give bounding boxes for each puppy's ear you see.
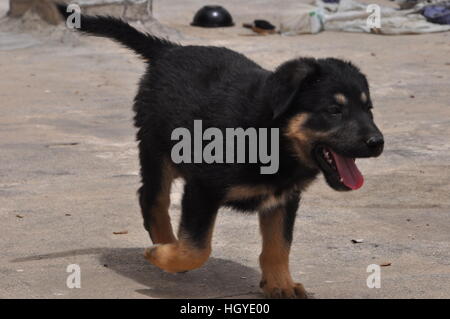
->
[267,58,319,119]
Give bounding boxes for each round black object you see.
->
[191,6,234,28]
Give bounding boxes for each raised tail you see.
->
[56,3,176,61]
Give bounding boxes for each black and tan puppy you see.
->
[58,6,384,298]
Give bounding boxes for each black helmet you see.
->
[191,5,234,28]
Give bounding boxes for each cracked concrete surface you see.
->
[0,0,449,298]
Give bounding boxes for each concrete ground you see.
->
[0,0,449,299]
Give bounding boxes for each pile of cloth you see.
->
[278,0,450,35]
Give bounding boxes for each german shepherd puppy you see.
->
[58,5,384,298]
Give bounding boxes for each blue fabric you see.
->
[422,4,450,25]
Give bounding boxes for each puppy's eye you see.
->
[327,105,342,115]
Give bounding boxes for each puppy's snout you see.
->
[365,135,384,156]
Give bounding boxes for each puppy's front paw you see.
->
[260,279,307,299]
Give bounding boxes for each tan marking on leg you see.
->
[148,160,177,244]
[144,239,211,273]
[259,208,307,299]
[334,93,348,105]
[145,215,216,273]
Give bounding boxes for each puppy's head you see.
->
[268,58,384,191]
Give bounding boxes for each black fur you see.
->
[56,3,173,61]
[57,5,384,296]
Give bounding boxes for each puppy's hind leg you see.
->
[138,143,177,245]
[145,180,220,273]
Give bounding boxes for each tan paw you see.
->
[144,242,209,273]
[260,280,307,299]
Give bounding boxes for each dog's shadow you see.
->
[12,247,261,299]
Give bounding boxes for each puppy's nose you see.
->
[366,135,384,149]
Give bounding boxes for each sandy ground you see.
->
[0,0,449,298]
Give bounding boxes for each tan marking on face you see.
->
[361,92,368,104]
[283,114,328,168]
[334,93,348,105]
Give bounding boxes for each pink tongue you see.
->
[330,150,364,190]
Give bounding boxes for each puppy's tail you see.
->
[56,3,176,61]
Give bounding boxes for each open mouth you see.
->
[314,146,364,191]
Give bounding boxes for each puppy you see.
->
[57,5,384,298]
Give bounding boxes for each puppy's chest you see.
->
[223,185,295,212]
